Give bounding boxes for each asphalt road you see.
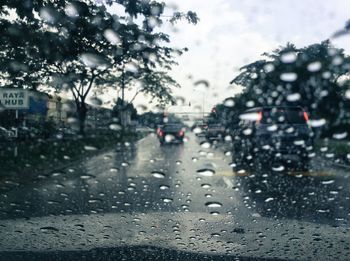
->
[0,133,349,260]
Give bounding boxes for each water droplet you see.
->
[39,7,59,24]
[224,135,232,142]
[309,119,326,127]
[175,96,186,106]
[201,183,211,189]
[287,93,301,102]
[267,125,278,132]
[52,172,62,177]
[125,62,138,73]
[225,151,231,156]
[165,134,175,143]
[200,142,211,149]
[272,165,285,172]
[194,79,210,91]
[40,226,59,232]
[109,123,122,131]
[80,53,109,69]
[205,202,222,208]
[151,171,166,178]
[280,52,297,63]
[239,112,260,121]
[210,211,220,216]
[280,72,298,82]
[223,98,235,107]
[345,90,350,99]
[294,140,305,146]
[80,174,95,179]
[162,198,173,203]
[159,185,170,190]
[65,3,79,17]
[84,145,98,151]
[197,168,215,177]
[325,153,334,158]
[333,132,347,140]
[88,198,102,203]
[263,63,275,73]
[321,180,334,185]
[332,56,343,65]
[243,128,252,135]
[307,61,322,72]
[103,29,120,45]
[110,168,118,172]
[193,127,202,134]
[264,197,274,202]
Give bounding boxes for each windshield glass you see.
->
[1,1,350,261]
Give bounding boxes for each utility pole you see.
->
[202,92,205,120]
[121,64,125,105]
[121,64,126,128]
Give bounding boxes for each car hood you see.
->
[0,212,347,261]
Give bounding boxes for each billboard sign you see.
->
[0,88,29,109]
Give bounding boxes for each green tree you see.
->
[228,40,350,136]
[0,0,198,135]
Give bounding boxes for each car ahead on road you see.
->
[205,123,226,140]
[232,106,313,170]
[157,123,185,145]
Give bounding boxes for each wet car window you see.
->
[261,108,307,124]
[1,1,350,261]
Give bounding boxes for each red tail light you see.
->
[303,111,309,121]
[257,111,263,123]
[157,128,164,136]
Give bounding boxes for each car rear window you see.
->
[261,108,306,124]
[163,124,183,131]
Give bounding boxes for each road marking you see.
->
[223,177,234,188]
[216,170,250,177]
[216,169,332,177]
[216,170,235,177]
[286,171,333,177]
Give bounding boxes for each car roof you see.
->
[244,106,305,113]
[164,122,182,124]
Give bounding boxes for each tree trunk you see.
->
[77,101,87,136]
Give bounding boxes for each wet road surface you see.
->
[0,133,349,260]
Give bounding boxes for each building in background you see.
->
[0,90,113,131]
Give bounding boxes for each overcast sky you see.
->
[144,0,350,113]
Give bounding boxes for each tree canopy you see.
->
[215,41,350,137]
[0,0,198,134]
